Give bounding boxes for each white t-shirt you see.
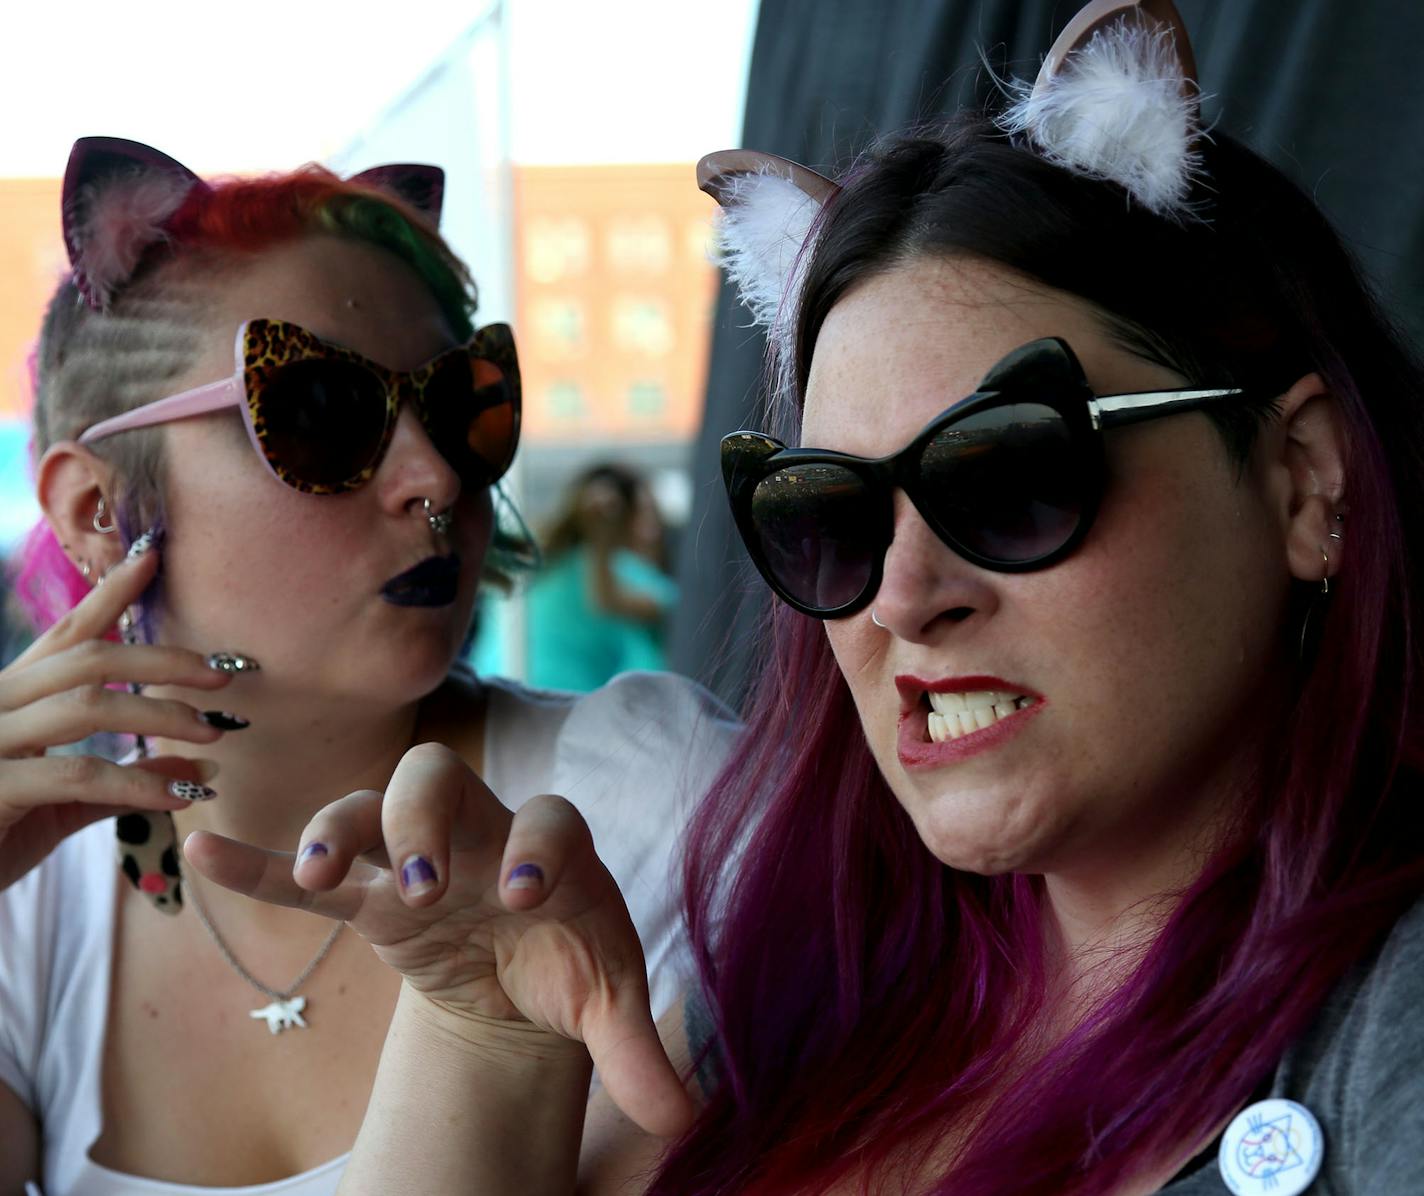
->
[0,671,739,1195]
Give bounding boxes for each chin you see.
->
[905,786,1066,876]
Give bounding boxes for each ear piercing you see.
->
[870,609,887,629]
[423,498,453,536]
[93,496,117,534]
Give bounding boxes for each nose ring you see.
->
[870,609,887,629]
[423,498,453,536]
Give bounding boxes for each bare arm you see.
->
[0,1080,39,1195]
[339,986,594,1195]
[186,745,696,1196]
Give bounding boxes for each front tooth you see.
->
[993,702,1015,721]
[956,711,978,737]
[929,691,966,714]
[928,712,948,742]
[973,706,995,730]
[963,690,997,710]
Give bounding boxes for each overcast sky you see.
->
[0,0,758,176]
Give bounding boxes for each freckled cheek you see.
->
[824,621,895,746]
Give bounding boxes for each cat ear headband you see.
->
[62,136,448,310]
[698,0,1202,362]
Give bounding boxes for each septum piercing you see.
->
[423,498,453,536]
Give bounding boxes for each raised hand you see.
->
[184,742,695,1139]
[0,542,237,889]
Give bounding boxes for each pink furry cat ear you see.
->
[696,149,838,340]
[347,163,446,225]
[998,0,1204,218]
[62,137,207,311]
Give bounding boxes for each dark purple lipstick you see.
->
[381,554,461,607]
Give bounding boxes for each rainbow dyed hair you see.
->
[649,115,1424,1194]
[16,154,528,634]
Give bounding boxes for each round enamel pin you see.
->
[1218,1099,1324,1195]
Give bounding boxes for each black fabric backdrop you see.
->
[668,0,1424,703]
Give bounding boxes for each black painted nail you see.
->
[206,652,261,674]
[199,711,250,731]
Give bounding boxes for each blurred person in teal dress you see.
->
[520,463,678,691]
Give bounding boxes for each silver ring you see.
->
[423,498,453,536]
[870,609,887,629]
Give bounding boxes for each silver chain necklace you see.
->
[187,879,344,1035]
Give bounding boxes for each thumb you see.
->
[584,997,696,1139]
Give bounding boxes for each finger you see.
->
[292,789,386,890]
[0,641,233,710]
[382,742,509,908]
[498,793,594,913]
[0,687,226,756]
[585,996,697,1138]
[184,829,365,922]
[0,754,201,821]
[8,540,159,669]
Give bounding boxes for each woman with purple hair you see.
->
[0,142,735,1192]
[194,1,1424,1192]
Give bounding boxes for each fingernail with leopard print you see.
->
[168,780,217,802]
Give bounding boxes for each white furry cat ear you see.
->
[997,0,1203,218]
[697,150,839,340]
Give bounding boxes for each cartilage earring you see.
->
[423,498,453,536]
[870,609,887,629]
[93,497,117,534]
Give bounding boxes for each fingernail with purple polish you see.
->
[199,711,250,731]
[400,855,438,895]
[506,863,545,891]
[169,780,217,802]
[297,842,329,866]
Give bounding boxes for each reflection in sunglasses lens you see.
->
[752,462,879,610]
[920,403,1084,562]
[423,356,515,487]
[262,360,387,486]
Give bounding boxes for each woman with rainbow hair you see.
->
[0,140,736,1192]
[189,1,1424,1193]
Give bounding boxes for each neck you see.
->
[161,690,425,852]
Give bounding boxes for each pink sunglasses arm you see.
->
[77,376,244,444]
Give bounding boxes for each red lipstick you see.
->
[894,674,1045,770]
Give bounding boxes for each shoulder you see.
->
[1282,895,1424,1192]
[486,670,741,802]
[557,671,741,795]
[0,821,115,1108]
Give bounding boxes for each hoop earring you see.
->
[93,497,117,534]
[870,609,887,629]
[1298,543,1335,666]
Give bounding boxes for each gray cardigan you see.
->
[1164,896,1424,1193]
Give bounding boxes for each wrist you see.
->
[396,982,593,1077]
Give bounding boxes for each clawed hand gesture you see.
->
[184,743,695,1138]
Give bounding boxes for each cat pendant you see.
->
[250,996,308,1034]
